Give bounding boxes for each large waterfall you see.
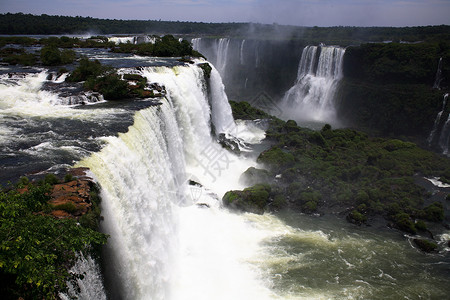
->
[2,44,450,300]
[78,64,275,299]
[280,45,345,126]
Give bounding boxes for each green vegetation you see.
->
[66,58,166,100]
[229,100,272,120]
[111,34,203,58]
[40,45,76,66]
[223,184,274,214]
[66,57,112,82]
[1,13,450,45]
[224,102,449,235]
[198,63,212,79]
[339,41,450,139]
[413,238,438,252]
[0,178,107,299]
[0,48,36,66]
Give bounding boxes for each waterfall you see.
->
[439,114,450,155]
[240,40,246,65]
[79,64,270,299]
[59,254,107,300]
[216,38,231,74]
[433,57,443,89]
[280,45,345,125]
[208,66,236,134]
[428,93,449,145]
[191,38,201,51]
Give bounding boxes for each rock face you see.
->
[48,168,94,219]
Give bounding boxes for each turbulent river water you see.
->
[1,46,449,299]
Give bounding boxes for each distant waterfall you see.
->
[436,94,450,154]
[192,38,231,77]
[428,93,448,145]
[280,45,345,125]
[433,57,443,89]
[240,40,246,65]
[216,38,231,74]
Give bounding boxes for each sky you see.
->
[0,0,449,27]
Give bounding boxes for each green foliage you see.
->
[222,184,271,214]
[85,73,129,100]
[347,210,367,225]
[257,147,295,170]
[302,201,318,213]
[66,57,111,82]
[422,202,444,222]
[111,35,202,58]
[229,100,272,120]
[0,180,108,298]
[40,46,61,66]
[413,238,438,252]
[339,40,449,139]
[415,220,427,231]
[224,102,450,233]
[44,173,59,185]
[199,63,212,79]
[1,13,449,45]
[52,202,77,214]
[391,213,417,234]
[41,45,76,65]
[64,173,73,183]
[1,49,36,66]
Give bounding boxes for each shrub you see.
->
[302,201,318,213]
[40,45,62,66]
[347,209,367,225]
[44,173,59,185]
[413,239,437,252]
[66,57,111,82]
[392,213,417,234]
[52,202,77,214]
[422,202,444,222]
[85,73,129,100]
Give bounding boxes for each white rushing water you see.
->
[216,38,231,74]
[2,54,449,299]
[59,254,107,300]
[428,93,449,145]
[280,45,345,125]
[79,63,277,299]
[433,57,443,89]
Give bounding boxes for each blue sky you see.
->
[1,0,449,26]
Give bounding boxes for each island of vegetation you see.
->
[225,101,449,252]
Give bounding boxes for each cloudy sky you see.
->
[1,0,449,27]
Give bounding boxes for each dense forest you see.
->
[1,13,450,44]
[338,41,450,142]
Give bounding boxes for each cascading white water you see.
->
[428,93,449,145]
[280,45,345,125]
[78,64,273,299]
[433,57,443,89]
[437,93,450,155]
[439,114,450,155]
[191,37,201,51]
[216,38,231,74]
[208,66,236,134]
[59,254,107,300]
[108,36,137,45]
[240,39,246,65]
